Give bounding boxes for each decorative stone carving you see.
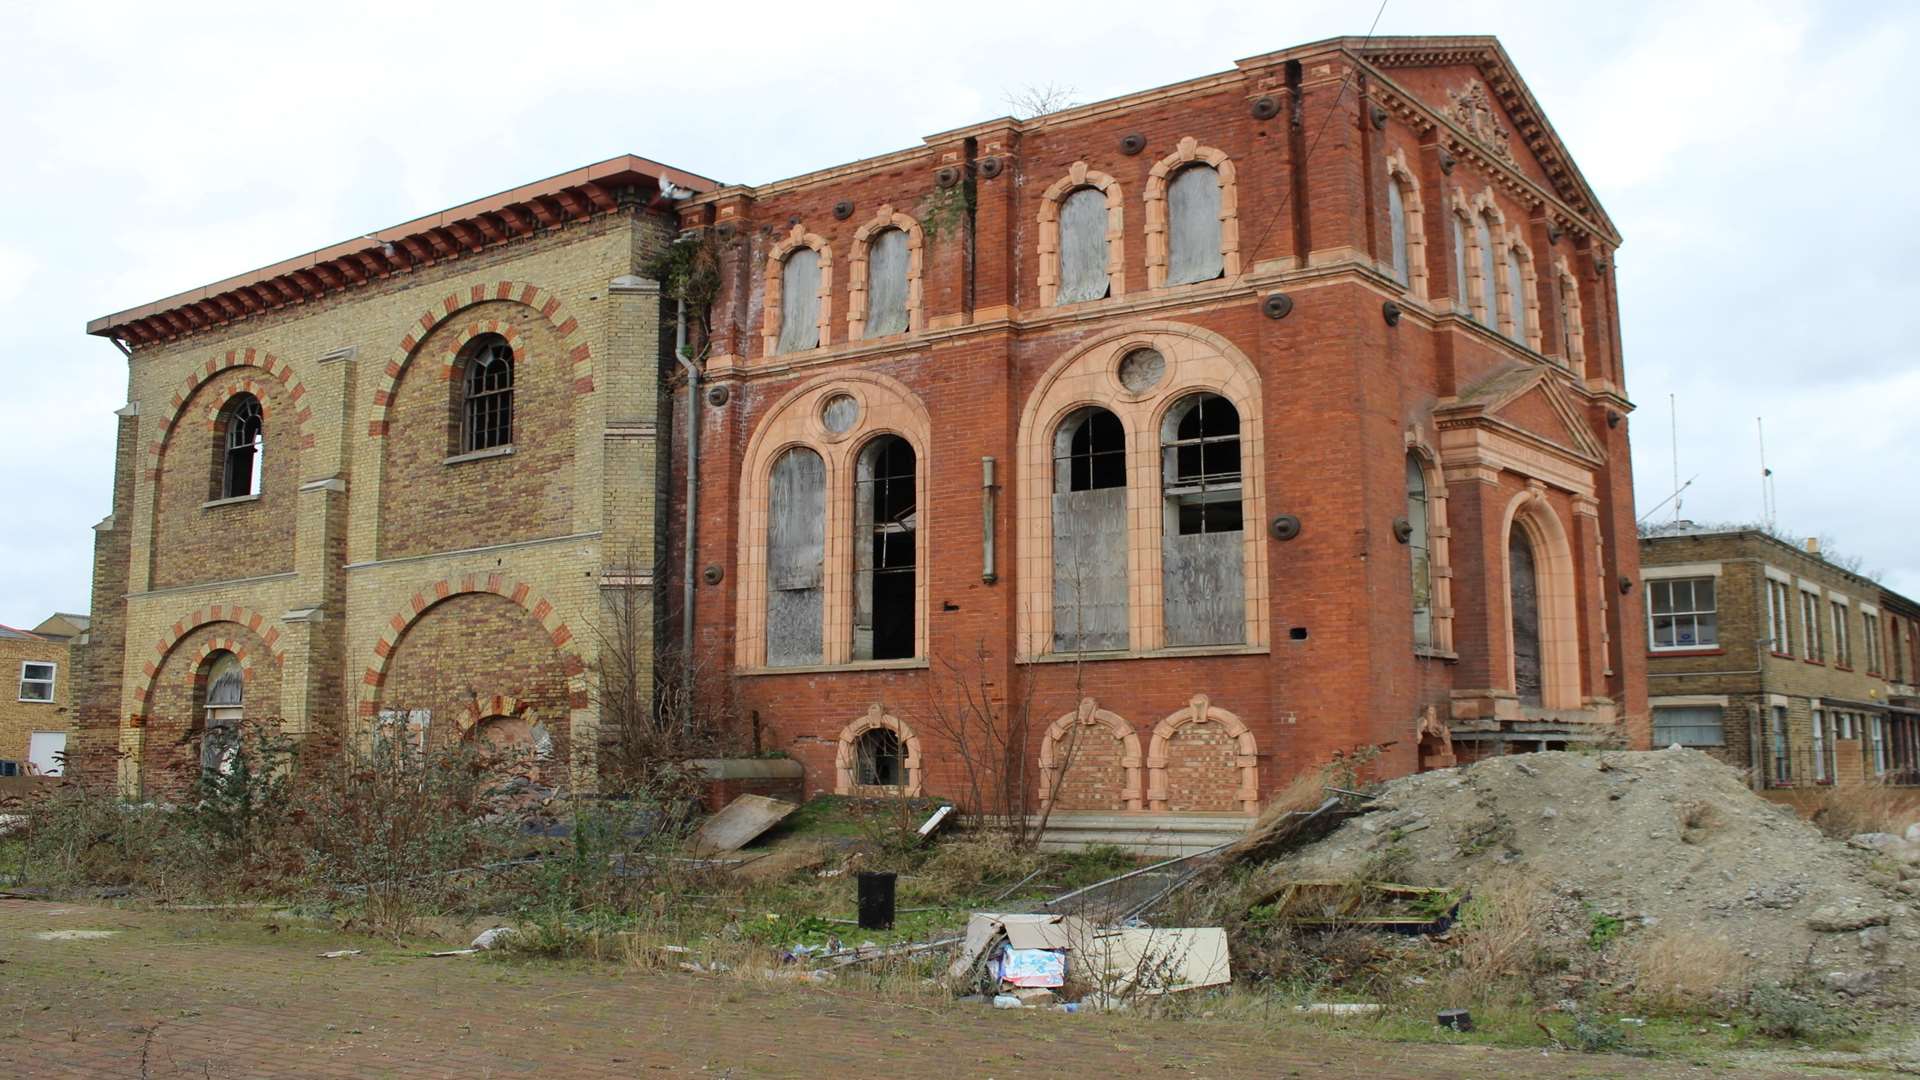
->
[1445,79,1515,163]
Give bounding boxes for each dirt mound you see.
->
[1262,748,1917,991]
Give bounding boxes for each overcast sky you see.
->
[1,0,1914,628]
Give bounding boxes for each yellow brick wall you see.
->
[102,211,671,795]
[0,636,72,772]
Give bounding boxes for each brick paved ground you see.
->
[0,900,1819,1079]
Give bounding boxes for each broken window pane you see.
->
[1506,248,1528,344]
[1161,394,1243,646]
[1056,188,1110,304]
[221,393,264,498]
[462,337,514,454]
[201,652,244,777]
[1167,165,1224,286]
[856,728,904,787]
[853,435,916,661]
[1510,526,1542,706]
[777,248,821,354]
[767,447,825,665]
[864,228,909,338]
[1407,454,1432,647]
[1052,407,1128,651]
[1388,177,1409,285]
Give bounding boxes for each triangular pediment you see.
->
[1439,365,1606,463]
[1351,36,1616,242]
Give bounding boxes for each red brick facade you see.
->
[667,36,1649,813]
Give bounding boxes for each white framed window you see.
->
[1771,705,1792,785]
[1801,590,1823,660]
[1651,705,1724,747]
[1872,716,1889,776]
[1812,709,1829,782]
[1864,611,1883,673]
[1767,578,1793,654]
[17,661,55,702]
[1831,600,1852,667]
[1647,577,1717,650]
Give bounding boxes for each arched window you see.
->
[1166,165,1224,286]
[201,652,244,776]
[853,435,917,660]
[1388,177,1410,286]
[1407,455,1432,647]
[461,336,514,453]
[1506,246,1529,345]
[854,727,904,787]
[1452,213,1471,312]
[778,248,822,353]
[1475,212,1498,326]
[220,394,263,498]
[1057,188,1111,304]
[1161,393,1243,647]
[863,228,909,338]
[1509,525,1543,707]
[1052,407,1128,652]
[766,447,826,665]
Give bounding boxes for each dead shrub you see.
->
[1451,870,1550,986]
[1803,783,1920,841]
[909,834,1042,899]
[1625,931,1752,1015]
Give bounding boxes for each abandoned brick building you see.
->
[668,34,1649,815]
[74,34,1649,812]
[77,157,716,798]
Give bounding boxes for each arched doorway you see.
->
[1509,525,1544,708]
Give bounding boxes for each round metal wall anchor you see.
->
[1392,517,1413,544]
[715,222,737,240]
[1547,223,1564,245]
[978,156,1004,179]
[788,215,802,227]
[1269,514,1302,541]
[832,200,854,220]
[705,384,731,407]
[1438,148,1457,174]
[1382,300,1402,326]
[1595,256,1611,274]
[1607,410,1622,429]
[703,564,725,586]
[1119,133,1146,156]
[934,165,963,189]
[1370,104,1389,130]
[1251,96,1281,121]
[1619,574,1634,595]
[1263,292,1294,320]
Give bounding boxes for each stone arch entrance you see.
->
[1147,694,1258,814]
[1503,488,1582,710]
[1038,698,1142,812]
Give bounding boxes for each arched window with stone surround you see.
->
[766,446,826,666]
[1165,165,1224,286]
[1388,176,1410,286]
[1506,246,1529,345]
[778,248,822,353]
[1161,392,1244,647]
[1057,188,1111,304]
[854,727,904,787]
[459,335,514,454]
[218,394,264,499]
[1452,212,1471,313]
[1407,453,1433,647]
[853,434,917,661]
[1475,211,1499,326]
[200,652,244,776]
[1052,406,1129,652]
[863,227,910,338]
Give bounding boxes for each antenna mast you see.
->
[1670,393,1681,521]
[1757,417,1775,529]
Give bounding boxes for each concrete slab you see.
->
[689,794,798,856]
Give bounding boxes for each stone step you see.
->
[1033,812,1254,856]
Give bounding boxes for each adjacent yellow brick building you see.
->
[1,619,76,775]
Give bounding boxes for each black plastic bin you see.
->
[856,870,897,930]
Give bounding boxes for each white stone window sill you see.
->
[202,493,261,510]
[1414,647,1459,662]
[739,658,929,677]
[445,445,514,466]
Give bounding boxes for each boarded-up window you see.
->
[1053,407,1128,651]
[1452,214,1470,309]
[766,447,825,665]
[201,653,244,776]
[1388,177,1410,285]
[1407,454,1432,647]
[1161,394,1243,647]
[1475,214,1498,326]
[777,248,821,354]
[1510,526,1542,706]
[864,228,909,338]
[1056,188,1110,305]
[1166,165,1224,286]
[854,435,916,661]
[1506,248,1528,344]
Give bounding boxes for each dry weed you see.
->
[1803,784,1920,841]
[1625,931,1752,1014]
[1451,870,1549,984]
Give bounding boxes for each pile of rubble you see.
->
[1261,748,1917,995]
